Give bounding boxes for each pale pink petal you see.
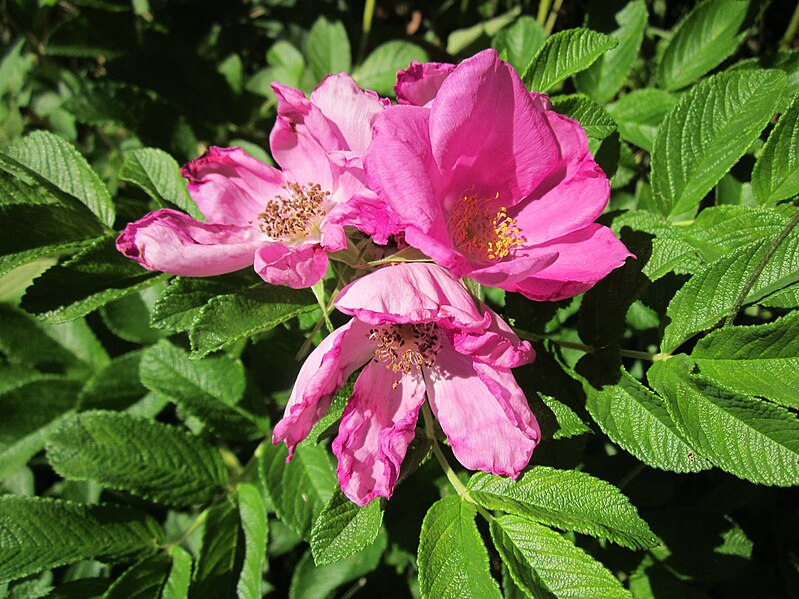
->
[181,147,285,226]
[334,263,484,328]
[269,119,335,191]
[272,82,312,123]
[116,209,263,276]
[253,242,329,288]
[451,306,535,369]
[332,363,426,506]
[428,49,560,204]
[395,61,455,106]
[468,251,559,289]
[509,224,634,301]
[512,156,609,246]
[308,74,388,153]
[273,319,375,457]
[425,344,538,477]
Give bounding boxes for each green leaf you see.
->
[446,7,521,56]
[522,28,618,93]
[78,352,147,411]
[192,501,242,599]
[417,496,502,599]
[20,234,168,324]
[0,376,81,448]
[237,483,268,599]
[354,41,428,96]
[162,546,192,599]
[691,311,799,409]
[662,229,799,352]
[260,441,336,539]
[103,554,171,599]
[289,532,387,599]
[585,369,711,473]
[0,413,72,482]
[537,393,592,440]
[651,69,786,217]
[139,341,264,439]
[752,95,799,205]
[656,0,748,91]
[188,284,317,358]
[760,282,799,308]
[648,358,799,486]
[0,130,114,227]
[306,18,351,82]
[46,411,229,506]
[550,94,617,140]
[574,0,648,103]
[468,467,658,550]
[120,148,202,220]
[680,205,793,262]
[100,284,167,345]
[0,495,163,584]
[491,16,546,75]
[310,490,383,566]
[606,89,675,152]
[0,201,104,277]
[490,515,632,599]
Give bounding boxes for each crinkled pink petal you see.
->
[308,74,388,153]
[116,209,263,276]
[273,319,375,457]
[425,343,537,478]
[325,194,402,245]
[395,61,456,106]
[254,241,329,288]
[181,147,285,226]
[332,363,426,506]
[270,118,334,191]
[335,263,484,328]
[509,224,634,301]
[511,158,609,247]
[451,306,535,369]
[428,49,560,204]
[364,105,463,271]
[272,82,312,123]
[468,251,559,289]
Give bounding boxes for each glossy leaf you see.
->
[310,490,382,566]
[237,483,268,599]
[306,18,351,82]
[550,94,617,140]
[752,94,799,205]
[606,89,675,152]
[491,16,546,75]
[354,41,428,96]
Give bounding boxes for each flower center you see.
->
[368,323,441,386]
[258,182,329,241]
[449,192,524,262]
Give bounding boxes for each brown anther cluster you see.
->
[449,192,525,262]
[368,323,441,388]
[258,182,329,240]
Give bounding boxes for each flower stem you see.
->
[357,0,376,65]
[513,327,666,361]
[421,402,470,497]
[724,206,799,326]
[781,1,799,50]
[544,0,564,35]
[537,0,552,26]
[311,279,334,333]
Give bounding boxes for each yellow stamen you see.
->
[449,192,524,262]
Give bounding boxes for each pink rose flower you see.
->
[273,263,540,506]
[364,49,633,301]
[117,74,387,288]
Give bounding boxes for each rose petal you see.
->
[253,241,329,288]
[394,61,456,106]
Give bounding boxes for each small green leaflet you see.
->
[20,234,168,324]
[522,28,618,93]
[100,284,167,345]
[192,501,242,598]
[656,0,748,91]
[550,94,617,140]
[310,490,383,566]
[306,18,351,82]
[0,495,164,584]
[78,351,147,411]
[260,441,336,540]
[662,228,799,352]
[237,483,269,599]
[490,515,632,599]
[468,467,658,550]
[120,147,203,220]
[417,496,502,599]
[606,89,675,152]
[0,130,115,227]
[651,69,786,217]
[752,94,799,205]
[648,357,799,486]
[102,554,171,599]
[692,311,799,409]
[46,410,230,506]
[491,16,546,75]
[575,0,648,103]
[585,369,711,473]
[162,546,193,599]
[354,41,429,96]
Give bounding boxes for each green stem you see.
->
[295,283,341,361]
[357,0,376,65]
[724,207,799,326]
[781,1,799,50]
[544,0,564,35]
[513,328,666,361]
[421,402,469,497]
[618,462,646,491]
[162,507,209,550]
[536,0,552,26]
[311,280,334,333]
